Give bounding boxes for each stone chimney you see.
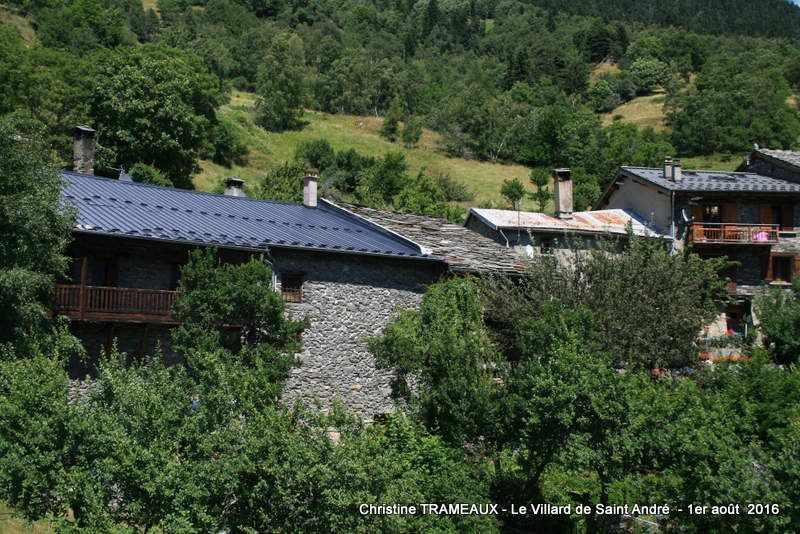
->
[73,125,96,175]
[672,158,682,181]
[224,176,246,197]
[663,157,673,181]
[553,168,573,219]
[302,172,318,208]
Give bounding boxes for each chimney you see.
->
[302,172,318,208]
[553,168,573,219]
[224,176,246,197]
[663,157,673,181]
[673,158,682,181]
[73,125,96,175]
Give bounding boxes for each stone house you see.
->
[57,127,521,417]
[465,168,663,263]
[597,157,800,334]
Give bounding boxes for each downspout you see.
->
[262,247,278,289]
[498,228,511,248]
[670,190,676,255]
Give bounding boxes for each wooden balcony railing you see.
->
[54,285,180,324]
[689,223,779,245]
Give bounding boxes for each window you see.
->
[702,205,722,223]
[772,256,792,283]
[281,272,304,303]
[540,237,555,255]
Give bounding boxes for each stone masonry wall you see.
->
[273,250,443,419]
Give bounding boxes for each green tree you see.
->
[484,237,727,370]
[255,160,305,202]
[528,168,552,211]
[0,25,30,116]
[255,33,310,132]
[666,50,800,155]
[379,95,403,142]
[295,138,335,171]
[400,115,423,147]
[91,45,225,188]
[371,277,505,446]
[0,113,74,359]
[172,248,305,383]
[627,56,672,94]
[128,162,171,186]
[500,178,525,210]
[586,78,620,112]
[755,278,800,365]
[355,151,408,204]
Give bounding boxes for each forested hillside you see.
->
[533,0,800,39]
[1,0,799,213]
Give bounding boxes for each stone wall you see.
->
[64,236,445,417]
[272,249,443,419]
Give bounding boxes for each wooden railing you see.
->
[54,285,180,323]
[689,223,779,244]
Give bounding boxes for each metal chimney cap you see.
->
[225,176,245,187]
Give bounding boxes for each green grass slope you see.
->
[193,91,539,210]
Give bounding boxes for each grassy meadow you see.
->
[193,91,539,209]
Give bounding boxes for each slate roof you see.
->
[60,171,437,260]
[340,204,529,275]
[618,166,800,193]
[467,207,664,238]
[753,148,800,170]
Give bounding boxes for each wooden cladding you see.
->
[54,284,180,324]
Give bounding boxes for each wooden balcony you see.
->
[689,223,779,245]
[54,285,180,324]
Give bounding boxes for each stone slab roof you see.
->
[339,204,529,275]
[60,171,439,261]
[467,207,663,238]
[619,166,800,193]
[754,148,800,170]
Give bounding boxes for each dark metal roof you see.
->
[341,204,529,275]
[60,171,437,260]
[619,166,800,193]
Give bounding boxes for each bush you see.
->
[295,138,335,172]
[128,162,172,187]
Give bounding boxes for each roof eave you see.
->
[71,228,446,263]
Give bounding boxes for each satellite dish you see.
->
[525,245,535,259]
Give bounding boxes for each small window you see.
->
[772,256,792,283]
[540,237,555,255]
[281,272,304,303]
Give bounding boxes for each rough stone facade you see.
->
[272,249,443,418]
[63,236,445,418]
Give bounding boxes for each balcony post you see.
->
[79,256,88,321]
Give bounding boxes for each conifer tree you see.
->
[380,96,403,142]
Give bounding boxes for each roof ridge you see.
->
[59,170,307,208]
[620,165,758,175]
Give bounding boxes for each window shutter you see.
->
[691,204,703,221]
[782,204,794,230]
[723,203,738,223]
[794,256,800,278]
[760,204,772,224]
